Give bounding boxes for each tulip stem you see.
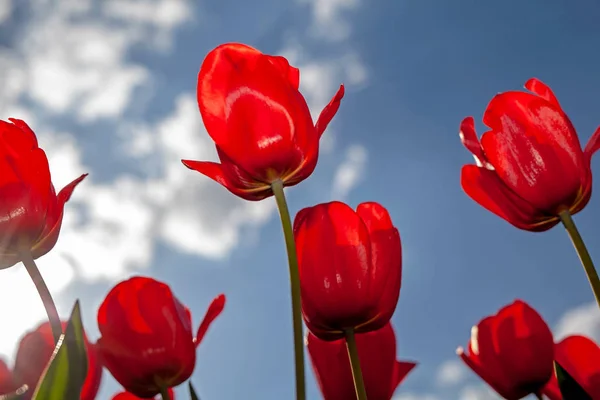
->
[272,180,306,400]
[20,252,62,343]
[345,329,367,400]
[159,386,171,400]
[559,210,600,310]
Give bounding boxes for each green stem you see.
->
[271,180,306,400]
[559,210,600,309]
[344,329,367,400]
[20,252,62,342]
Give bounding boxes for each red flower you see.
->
[97,276,225,398]
[182,43,345,201]
[294,201,402,340]
[460,78,600,231]
[0,359,17,394]
[112,388,175,400]
[307,323,416,400]
[0,118,86,268]
[457,300,554,399]
[11,321,102,400]
[542,335,600,399]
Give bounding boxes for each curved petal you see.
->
[0,358,16,393]
[194,294,226,347]
[31,174,87,259]
[7,119,38,147]
[197,43,263,143]
[181,159,271,201]
[392,361,417,392]
[265,55,300,89]
[524,78,561,108]
[315,84,345,138]
[481,90,585,213]
[461,165,559,232]
[459,117,489,167]
[356,202,401,331]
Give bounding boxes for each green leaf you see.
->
[32,301,88,400]
[188,381,200,400]
[554,360,592,400]
[0,384,28,399]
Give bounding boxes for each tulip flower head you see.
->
[460,78,600,231]
[10,321,102,400]
[0,359,16,394]
[457,299,554,399]
[542,335,600,400]
[182,42,345,201]
[307,323,416,400]
[0,119,87,268]
[294,201,402,340]
[97,276,225,398]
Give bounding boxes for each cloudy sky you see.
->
[1,0,600,399]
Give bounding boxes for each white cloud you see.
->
[299,0,360,41]
[393,394,439,400]
[554,302,600,342]
[0,0,12,24]
[436,359,468,387]
[330,144,368,200]
[458,385,501,400]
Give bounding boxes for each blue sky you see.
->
[1,0,600,399]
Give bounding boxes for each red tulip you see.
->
[97,276,225,398]
[0,118,86,268]
[460,78,600,231]
[542,335,600,399]
[0,359,17,394]
[182,42,345,201]
[112,388,175,399]
[457,300,554,399]
[294,201,401,340]
[307,323,416,400]
[11,321,102,400]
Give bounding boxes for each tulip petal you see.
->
[584,126,600,161]
[195,294,226,347]
[315,84,345,138]
[181,159,271,201]
[551,335,600,399]
[265,55,300,89]
[392,361,417,391]
[459,117,489,167]
[481,90,585,212]
[197,43,263,143]
[461,165,559,231]
[0,358,16,393]
[32,174,87,259]
[525,78,561,108]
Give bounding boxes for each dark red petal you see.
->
[0,358,16,393]
[181,159,271,201]
[295,202,374,337]
[524,78,561,108]
[315,85,345,138]
[31,174,87,258]
[195,294,226,348]
[481,90,585,213]
[392,361,417,392]
[461,165,559,231]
